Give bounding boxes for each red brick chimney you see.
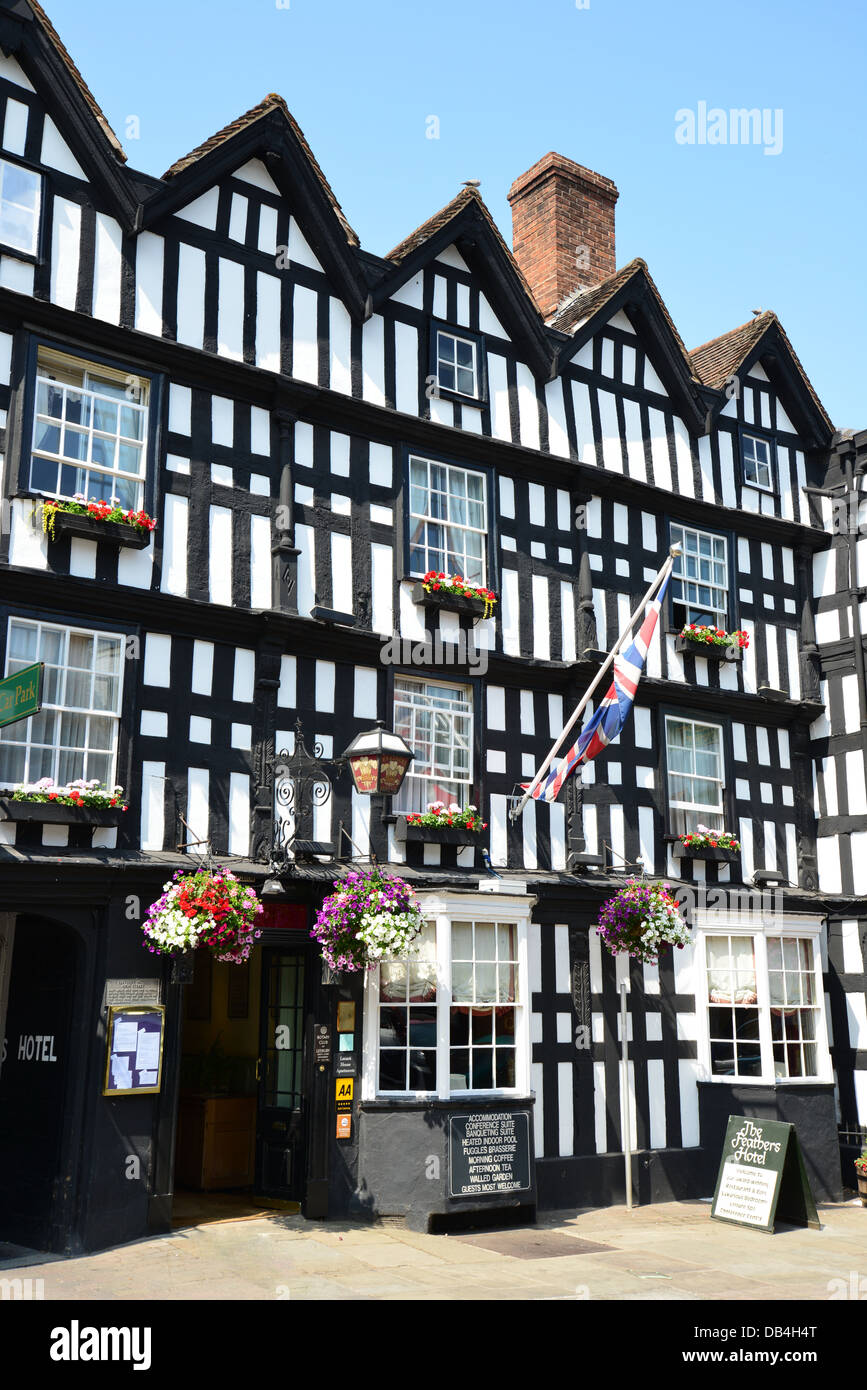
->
[507,153,618,319]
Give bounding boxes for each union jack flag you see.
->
[526,570,670,803]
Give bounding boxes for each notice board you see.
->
[449,1111,532,1198]
[710,1114,819,1233]
[103,1005,166,1096]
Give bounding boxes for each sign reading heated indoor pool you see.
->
[710,1115,819,1233]
[449,1111,532,1198]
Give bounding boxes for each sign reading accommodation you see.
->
[449,1111,531,1197]
[0,662,42,729]
[710,1115,820,1233]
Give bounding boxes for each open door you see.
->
[256,946,310,1201]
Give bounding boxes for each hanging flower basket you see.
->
[596,880,691,965]
[143,868,263,965]
[311,866,425,973]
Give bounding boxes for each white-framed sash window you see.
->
[742,434,774,491]
[393,675,473,814]
[665,714,725,835]
[435,330,479,399]
[363,892,533,1101]
[0,617,125,789]
[407,455,488,587]
[695,911,831,1085]
[29,348,149,511]
[670,523,729,628]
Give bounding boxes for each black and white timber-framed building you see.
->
[0,0,864,1255]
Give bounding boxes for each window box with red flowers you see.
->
[42,497,156,551]
[395,801,488,846]
[671,828,741,863]
[411,573,497,620]
[675,624,748,663]
[0,778,128,826]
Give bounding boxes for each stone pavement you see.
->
[2,1198,866,1301]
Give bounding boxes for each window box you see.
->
[45,509,152,550]
[410,581,489,619]
[395,815,482,847]
[675,633,742,663]
[671,838,740,863]
[0,796,124,826]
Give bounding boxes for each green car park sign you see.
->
[711,1115,820,1234]
[0,662,43,729]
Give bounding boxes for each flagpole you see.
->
[509,546,680,823]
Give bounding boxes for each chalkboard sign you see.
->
[710,1115,819,1233]
[449,1111,532,1198]
[103,1006,165,1096]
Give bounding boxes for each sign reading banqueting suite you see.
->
[710,1115,819,1233]
[449,1111,532,1198]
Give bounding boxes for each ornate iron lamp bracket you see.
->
[269,717,338,868]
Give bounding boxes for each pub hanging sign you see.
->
[0,661,42,729]
[103,1006,166,1096]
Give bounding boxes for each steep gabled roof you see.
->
[387,185,539,311]
[689,313,772,388]
[26,0,125,160]
[163,93,358,246]
[142,91,367,318]
[691,311,833,442]
[550,258,706,431]
[0,0,137,227]
[550,258,693,366]
[376,185,552,377]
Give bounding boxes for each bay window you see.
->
[697,917,830,1084]
[0,617,124,789]
[365,895,531,1100]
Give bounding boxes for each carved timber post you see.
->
[796,544,821,702]
[272,410,300,614]
[251,635,284,863]
[573,488,598,655]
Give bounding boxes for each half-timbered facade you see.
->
[0,0,862,1253]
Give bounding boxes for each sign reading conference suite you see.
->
[449,1111,531,1198]
[710,1115,819,1234]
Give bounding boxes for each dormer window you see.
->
[741,433,774,492]
[436,329,478,398]
[0,158,41,257]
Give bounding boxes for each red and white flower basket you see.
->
[143,868,263,965]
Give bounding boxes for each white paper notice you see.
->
[113,1021,139,1053]
[134,1028,160,1072]
[138,1070,157,1086]
[713,1160,778,1227]
[110,1054,133,1090]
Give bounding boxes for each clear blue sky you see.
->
[49,0,866,428]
